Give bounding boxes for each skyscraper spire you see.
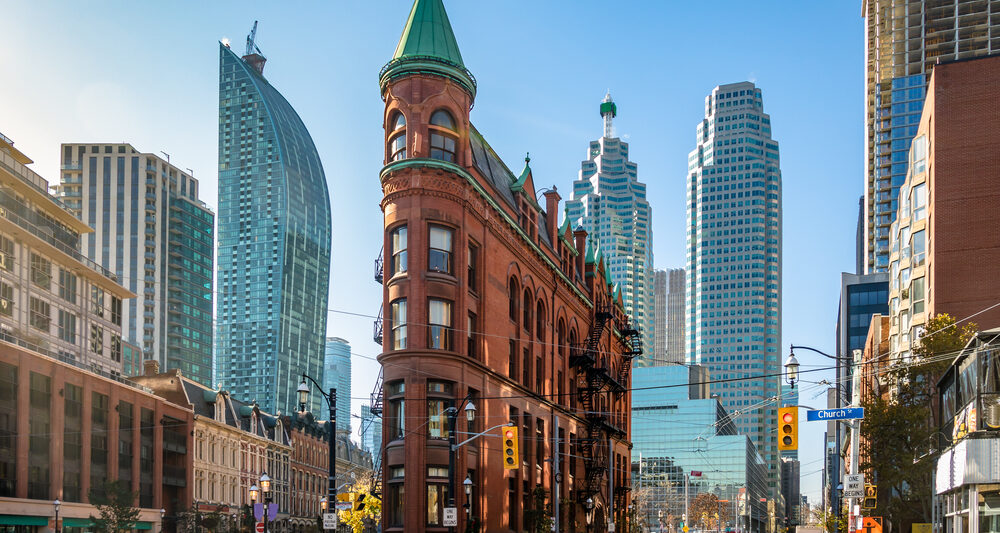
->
[600,91,617,138]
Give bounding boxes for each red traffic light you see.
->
[505,430,514,439]
[782,412,794,423]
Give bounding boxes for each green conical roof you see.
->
[393,0,465,66]
[585,238,597,265]
[380,0,476,97]
[511,154,531,192]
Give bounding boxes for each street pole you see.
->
[448,405,458,533]
[609,436,615,531]
[329,387,337,528]
[685,473,689,532]
[554,414,561,533]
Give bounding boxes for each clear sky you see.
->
[2,0,863,506]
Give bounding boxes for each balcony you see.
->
[163,430,187,454]
[374,247,384,284]
[61,162,83,171]
[373,306,383,345]
[61,175,83,184]
[163,465,187,487]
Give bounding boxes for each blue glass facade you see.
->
[631,366,769,533]
[215,43,331,415]
[685,82,782,490]
[324,337,351,432]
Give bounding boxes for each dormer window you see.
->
[389,113,406,161]
[429,110,457,163]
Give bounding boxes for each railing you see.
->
[0,149,75,212]
[373,307,383,345]
[374,247,384,284]
[0,202,118,281]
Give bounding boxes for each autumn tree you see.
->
[690,493,730,531]
[860,313,976,533]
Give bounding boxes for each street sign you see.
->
[443,507,458,526]
[806,407,865,421]
[253,503,277,521]
[609,523,616,532]
[845,474,866,498]
[862,516,883,533]
[323,513,338,530]
[335,501,352,512]
[256,522,265,533]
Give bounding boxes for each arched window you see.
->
[557,319,566,357]
[535,300,545,340]
[508,277,519,321]
[388,112,406,161]
[523,289,532,334]
[569,328,578,359]
[429,109,458,162]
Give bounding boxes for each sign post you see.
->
[844,474,865,499]
[443,507,458,527]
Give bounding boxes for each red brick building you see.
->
[0,341,193,532]
[375,1,639,531]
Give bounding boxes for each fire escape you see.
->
[570,302,643,503]
[362,247,385,498]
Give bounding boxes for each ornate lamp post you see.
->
[159,509,165,533]
[784,353,800,389]
[53,499,60,533]
[297,375,338,516]
[584,497,595,532]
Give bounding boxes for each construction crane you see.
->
[245,20,264,57]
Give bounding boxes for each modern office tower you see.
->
[685,81,782,492]
[886,54,1000,360]
[323,337,351,432]
[631,365,768,533]
[666,267,685,364]
[653,269,667,364]
[54,144,214,386]
[566,93,654,364]
[862,0,1000,274]
[215,28,332,415]
[0,133,133,377]
[360,403,382,461]
[780,458,801,527]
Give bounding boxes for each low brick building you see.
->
[0,340,193,532]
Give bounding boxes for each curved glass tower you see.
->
[215,41,331,415]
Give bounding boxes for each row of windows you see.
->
[387,109,459,164]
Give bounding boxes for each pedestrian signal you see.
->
[778,407,798,451]
[502,425,519,469]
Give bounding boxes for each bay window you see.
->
[428,225,453,274]
[428,299,453,350]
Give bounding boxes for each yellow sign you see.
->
[862,517,883,533]
[913,524,932,533]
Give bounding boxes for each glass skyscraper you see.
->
[54,144,214,386]
[566,92,654,363]
[685,81,782,492]
[862,0,1000,273]
[323,337,351,432]
[215,39,331,415]
[631,366,768,533]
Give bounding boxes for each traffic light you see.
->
[778,406,798,451]
[502,425,519,469]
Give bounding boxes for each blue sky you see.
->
[2,1,863,504]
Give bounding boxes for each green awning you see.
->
[63,518,95,527]
[134,521,152,530]
[0,515,48,526]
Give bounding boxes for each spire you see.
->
[380,0,476,98]
[511,152,531,192]
[600,91,617,138]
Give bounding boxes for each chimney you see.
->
[543,187,561,246]
[143,359,160,377]
[573,225,587,279]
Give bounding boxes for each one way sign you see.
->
[844,474,865,498]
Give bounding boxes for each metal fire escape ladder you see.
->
[571,302,614,500]
[361,367,384,499]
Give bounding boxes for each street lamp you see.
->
[159,509,165,533]
[784,353,800,389]
[258,473,273,533]
[584,497,595,532]
[320,497,327,513]
[444,394,476,531]
[53,499,60,533]
[298,374,338,520]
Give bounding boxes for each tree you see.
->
[860,313,977,533]
[88,481,141,533]
[813,511,846,533]
[336,480,381,533]
[690,493,730,531]
[523,487,553,533]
